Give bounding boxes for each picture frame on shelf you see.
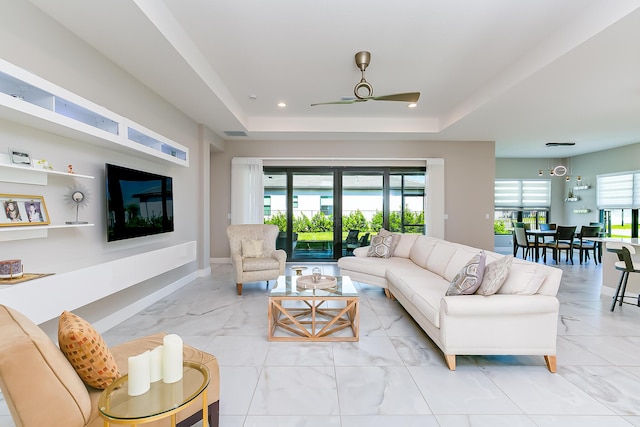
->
[0,194,50,226]
[7,148,32,167]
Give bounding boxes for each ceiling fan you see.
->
[311,51,420,106]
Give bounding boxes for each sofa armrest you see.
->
[441,294,559,316]
[353,246,369,257]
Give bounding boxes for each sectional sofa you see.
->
[338,234,563,372]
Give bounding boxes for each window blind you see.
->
[597,172,640,208]
[495,180,551,208]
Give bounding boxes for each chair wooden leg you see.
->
[445,354,456,370]
[544,355,557,373]
[236,283,243,295]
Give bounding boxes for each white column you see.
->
[426,158,445,239]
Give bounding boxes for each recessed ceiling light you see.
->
[408,103,417,108]
[277,102,287,108]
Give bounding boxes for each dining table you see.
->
[525,229,557,262]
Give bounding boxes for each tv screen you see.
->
[106,164,174,242]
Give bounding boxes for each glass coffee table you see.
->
[268,275,359,342]
[98,361,210,426]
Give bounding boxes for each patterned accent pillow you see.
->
[476,255,513,296]
[58,311,120,389]
[242,239,264,257]
[367,235,395,258]
[378,228,401,256]
[446,251,486,296]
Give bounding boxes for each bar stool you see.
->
[606,242,640,311]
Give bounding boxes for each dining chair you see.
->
[539,223,557,243]
[574,225,601,264]
[543,225,577,264]
[514,226,536,260]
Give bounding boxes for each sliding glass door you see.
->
[264,167,425,261]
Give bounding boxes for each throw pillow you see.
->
[242,239,264,258]
[58,311,120,389]
[446,251,486,296]
[378,228,401,256]
[476,256,513,296]
[367,234,395,258]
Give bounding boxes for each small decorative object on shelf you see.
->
[35,159,53,170]
[65,185,89,224]
[568,190,574,198]
[67,164,75,174]
[8,148,31,167]
[0,259,23,279]
[0,194,49,226]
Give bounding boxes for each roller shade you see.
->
[597,172,640,208]
[495,180,551,208]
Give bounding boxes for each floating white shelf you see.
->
[573,209,591,214]
[0,223,94,241]
[0,58,188,167]
[565,197,580,202]
[0,161,93,185]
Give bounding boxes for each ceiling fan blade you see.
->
[310,99,367,106]
[370,92,420,102]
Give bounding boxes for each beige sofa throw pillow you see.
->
[476,255,513,295]
[242,239,264,258]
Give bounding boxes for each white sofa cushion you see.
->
[340,255,415,279]
[386,266,449,327]
[409,236,438,268]
[394,233,419,258]
[498,259,548,295]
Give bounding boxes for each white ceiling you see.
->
[28,0,640,158]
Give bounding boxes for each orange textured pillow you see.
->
[58,311,120,389]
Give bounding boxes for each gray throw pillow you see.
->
[367,235,394,258]
[445,251,486,296]
[476,256,513,295]
[378,228,401,256]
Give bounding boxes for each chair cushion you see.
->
[58,311,120,389]
[242,256,280,272]
[0,305,92,427]
[242,239,264,257]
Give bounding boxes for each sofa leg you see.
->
[544,355,557,373]
[236,283,242,295]
[383,288,391,298]
[445,354,456,370]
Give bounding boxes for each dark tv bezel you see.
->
[105,163,174,242]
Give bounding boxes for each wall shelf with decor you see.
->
[573,185,591,191]
[0,159,94,185]
[565,197,580,202]
[0,223,94,242]
[573,209,591,214]
[0,58,189,167]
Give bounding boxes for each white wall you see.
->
[0,1,209,330]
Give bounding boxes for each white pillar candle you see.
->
[149,345,163,382]
[162,334,183,384]
[127,350,151,396]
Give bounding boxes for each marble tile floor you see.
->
[1,259,640,427]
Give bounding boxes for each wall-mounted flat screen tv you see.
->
[106,163,173,242]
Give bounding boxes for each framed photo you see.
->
[8,148,32,167]
[0,195,50,226]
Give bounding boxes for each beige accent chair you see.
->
[0,305,220,427]
[226,224,287,295]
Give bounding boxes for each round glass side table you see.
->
[99,360,210,426]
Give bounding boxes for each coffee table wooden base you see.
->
[268,297,359,342]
